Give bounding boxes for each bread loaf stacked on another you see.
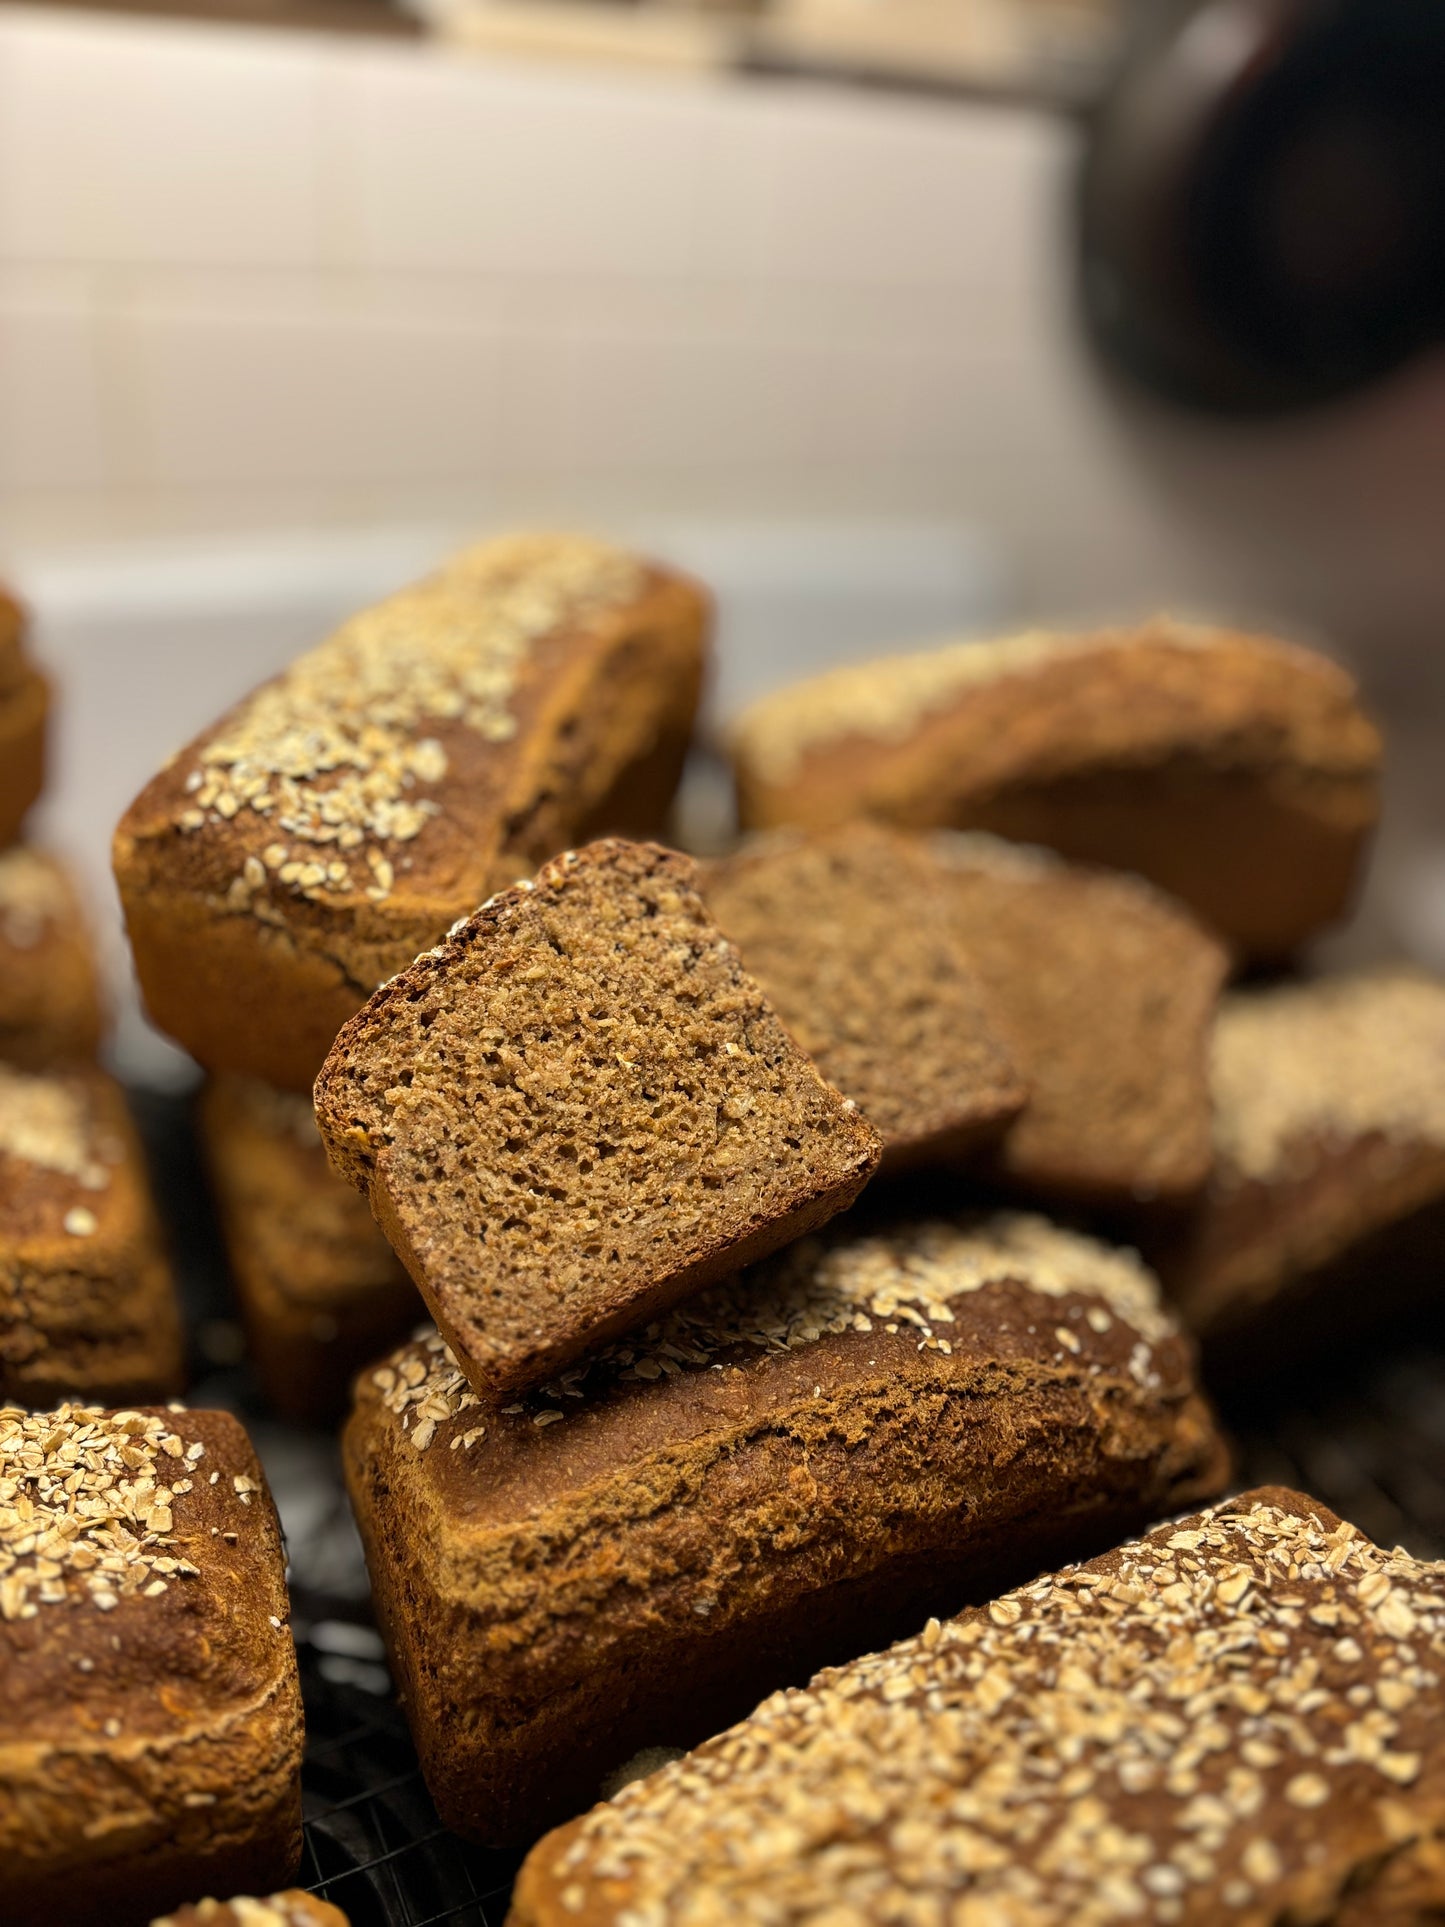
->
[115,535,710,1092]
[728,618,1381,960]
[345,1211,1226,1843]
[316,839,884,1396]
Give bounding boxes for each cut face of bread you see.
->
[700,825,1026,1170]
[512,1486,1445,1927]
[344,1210,1225,1844]
[728,618,1382,959]
[315,839,883,1397]
[113,533,709,1090]
[934,834,1228,1204]
[1146,968,1445,1354]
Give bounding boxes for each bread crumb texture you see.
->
[701,826,1024,1154]
[522,1488,1445,1926]
[316,839,881,1388]
[0,1062,120,1193]
[173,534,643,915]
[373,1212,1174,1453]
[729,619,1266,785]
[1213,969,1445,1183]
[150,1892,348,1927]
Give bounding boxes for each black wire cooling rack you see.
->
[132,1085,1445,1925]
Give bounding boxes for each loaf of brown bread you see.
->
[317,838,884,1398]
[344,1209,1226,1844]
[699,825,1026,1170]
[0,1062,184,1404]
[151,1896,347,1927]
[114,534,709,1091]
[933,834,1227,1204]
[513,1485,1445,1927]
[0,847,106,1069]
[200,1076,419,1421]
[2,1402,304,1926]
[0,589,48,850]
[729,618,1382,959]
[1146,968,1445,1352]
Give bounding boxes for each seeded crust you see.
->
[151,1895,348,1927]
[931,835,1228,1204]
[699,826,1026,1170]
[113,534,709,1092]
[2,1403,304,1927]
[343,1210,1225,1845]
[0,668,49,852]
[729,618,1382,960]
[0,1063,185,1406]
[513,1485,1445,1927]
[316,839,884,1397]
[0,847,106,1071]
[199,1078,419,1423]
[1145,970,1445,1354]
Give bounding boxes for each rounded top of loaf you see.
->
[728,615,1381,809]
[1212,966,1445,1184]
[516,1486,1445,1924]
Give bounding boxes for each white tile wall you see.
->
[0,11,322,265]
[6,0,1445,676]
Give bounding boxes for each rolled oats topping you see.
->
[546,1493,1445,1926]
[730,621,1231,787]
[379,1215,1172,1450]
[0,1064,119,1192]
[176,535,643,913]
[0,1404,211,1620]
[1213,969,1445,1183]
[370,1328,483,1454]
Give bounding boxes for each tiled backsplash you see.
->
[4,3,1445,672]
[0,3,1228,622]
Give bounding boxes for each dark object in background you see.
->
[1080,0,1445,413]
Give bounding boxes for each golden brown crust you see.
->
[113,538,709,1091]
[730,620,1381,959]
[0,585,27,695]
[316,839,884,1398]
[699,826,1026,1170]
[344,1213,1225,1845]
[151,1893,349,1927]
[1145,970,1445,1351]
[933,835,1228,1204]
[0,847,107,1070]
[512,1485,1445,1927]
[199,1076,419,1422]
[0,668,49,851]
[0,1063,184,1405]
[2,1404,304,1926]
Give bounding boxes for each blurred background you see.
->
[4,0,1445,1079]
